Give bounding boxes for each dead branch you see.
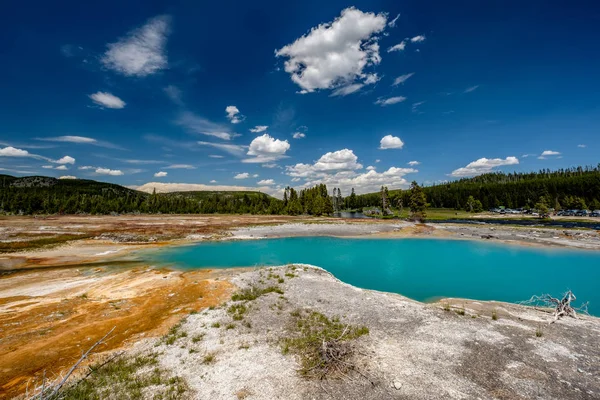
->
[28,326,115,400]
[519,291,589,323]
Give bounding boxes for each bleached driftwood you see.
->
[520,291,589,323]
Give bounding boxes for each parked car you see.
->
[575,210,590,217]
[591,210,600,217]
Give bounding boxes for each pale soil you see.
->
[140,266,600,400]
[1,215,600,399]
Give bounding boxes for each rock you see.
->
[391,380,403,390]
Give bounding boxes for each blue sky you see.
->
[1,0,598,195]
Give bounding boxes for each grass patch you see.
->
[284,272,297,279]
[191,334,205,343]
[231,285,283,301]
[202,352,217,364]
[211,322,221,328]
[442,302,451,312]
[492,310,498,321]
[281,310,369,379]
[162,321,188,346]
[225,323,236,330]
[60,353,187,400]
[227,303,248,321]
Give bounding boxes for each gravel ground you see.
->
[138,265,600,400]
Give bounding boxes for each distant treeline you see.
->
[354,166,600,211]
[2,165,600,215]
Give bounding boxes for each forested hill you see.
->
[0,175,277,215]
[356,166,600,211]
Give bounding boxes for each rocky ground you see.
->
[118,266,598,399]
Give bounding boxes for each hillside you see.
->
[0,175,280,215]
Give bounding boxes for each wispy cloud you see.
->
[102,15,171,77]
[392,73,414,86]
[249,125,268,133]
[197,141,246,156]
[36,135,124,150]
[163,85,183,105]
[411,101,425,113]
[410,35,426,43]
[163,164,194,169]
[464,85,480,93]
[176,111,235,140]
[374,96,406,106]
[388,13,400,28]
[387,41,406,53]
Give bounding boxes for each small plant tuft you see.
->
[203,352,217,364]
[535,325,544,337]
[231,285,283,301]
[491,310,498,321]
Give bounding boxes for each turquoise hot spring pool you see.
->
[146,237,600,316]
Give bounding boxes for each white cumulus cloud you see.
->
[538,150,561,160]
[292,132,306,139]
[257,179,275,185]
[275,7,387,94]
[408,161,420,166]
[225,106,245,124]
[234,172,250,179]
[379,135,404,150]
[59,175,77,179]
[451,156,519,177]
[102,15,170,77]
[154,171,168,177]
[55,165,69,171]
[55,156,75,164]
[89,92,126,109]
[95,167,124,176]
[0,146,30,157]
[244,134,290,163]
[286,148,417,194]
[410,35,426,43]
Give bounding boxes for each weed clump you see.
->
[281,310,369,379]
[203,352,217,364]
[227,303,248,321]
[231,286,283,301]
[492,310,498,321]
[162,322,188,346]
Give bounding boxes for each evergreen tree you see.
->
[409,181,427,222]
